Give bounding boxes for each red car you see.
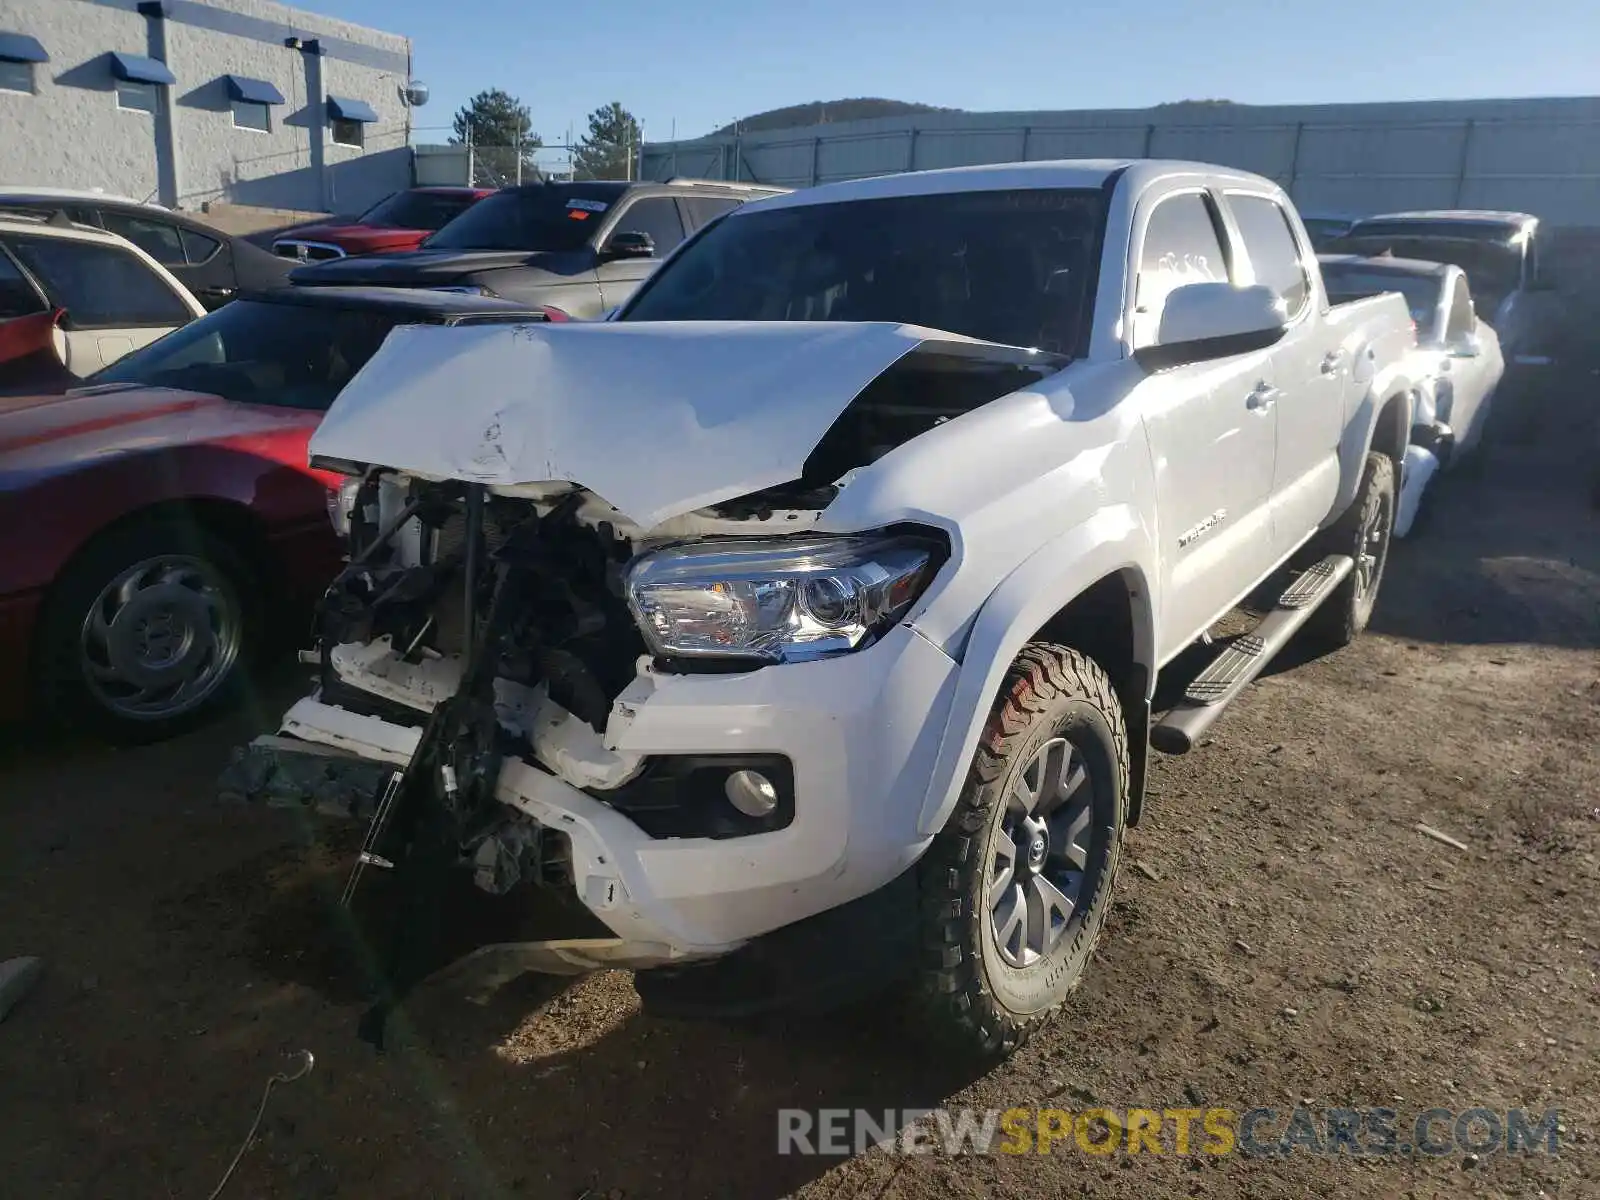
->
[270,187,495,264]
[0,286,547,741]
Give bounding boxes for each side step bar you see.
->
[1150,554,1354,755]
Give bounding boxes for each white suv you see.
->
[0,214,204,381]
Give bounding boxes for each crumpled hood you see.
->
[312,321,957,528]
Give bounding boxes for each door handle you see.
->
[1246,384,1281,412]
[1320,350,1343,376]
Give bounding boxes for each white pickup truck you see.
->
[224,159,1419,1055]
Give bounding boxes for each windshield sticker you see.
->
[566,198,609,213]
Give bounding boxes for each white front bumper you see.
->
[280,623,960,963]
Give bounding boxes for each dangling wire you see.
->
[206,1049,315,1200]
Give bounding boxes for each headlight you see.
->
[625,532,942,664]
[327,476,364,538]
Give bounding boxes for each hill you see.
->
[709,98,955,137]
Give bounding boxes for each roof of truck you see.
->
[1360,209,1536,226]
[742,159,1280,212]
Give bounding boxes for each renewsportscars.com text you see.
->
[778,1105,1564,1159]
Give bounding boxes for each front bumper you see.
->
[232,623,960,966]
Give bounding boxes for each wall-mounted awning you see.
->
[109,52,175,85]
[224,74,285,105]
[326,95,378,123]
[0,33,48,63]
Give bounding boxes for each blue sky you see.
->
[319,0,1598,147]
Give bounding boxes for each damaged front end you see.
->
[218,319,1061,1039]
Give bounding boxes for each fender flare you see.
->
[1332,368,1415,520]
[914,503,1157,837]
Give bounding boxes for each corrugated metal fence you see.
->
[641,96,1600,226]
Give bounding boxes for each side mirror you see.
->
[602,230,656,261]
[1135,283,1287,370]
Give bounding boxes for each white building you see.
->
[0,0,418,214]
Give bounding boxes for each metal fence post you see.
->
[906,128,919,171]
[1020,125,1032,161]
[514,132,521,186]
[811,136,821,185]
[1286,120,1305,198]
[1142,123,1155,157]
[1454,118,1476,205]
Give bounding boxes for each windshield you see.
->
[1321,265,1441,330]
[357,190,482,231]
[89,299,406,410]
[621,188,1107,355]
[1335,235,1520,316]
[422,186,619,252]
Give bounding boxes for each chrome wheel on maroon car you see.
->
[78,554,243,721]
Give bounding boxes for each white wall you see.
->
[643,96,1600,226]
[0,0,413,213]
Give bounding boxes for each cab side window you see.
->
[1228,194,1311,318]
[1132,192,1229,349]
[609,197,685,258]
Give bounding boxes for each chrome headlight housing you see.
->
[626,532,943,664]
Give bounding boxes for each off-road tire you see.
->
[1305,451,1395,650]
[36,516,262,744]
[918,644,1127,1058]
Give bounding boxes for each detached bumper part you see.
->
[219,735,394,819]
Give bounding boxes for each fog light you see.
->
[724,769,778,818]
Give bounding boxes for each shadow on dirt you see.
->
[1367,365,1599,652]
[157,826,991,1199]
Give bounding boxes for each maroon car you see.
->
[0,286,547,741]
[270,187,495,264]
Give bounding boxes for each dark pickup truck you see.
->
[289,178,787,319]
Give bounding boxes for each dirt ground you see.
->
[1,371,1596,1200]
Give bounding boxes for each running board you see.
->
[1150,554,1354,755]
